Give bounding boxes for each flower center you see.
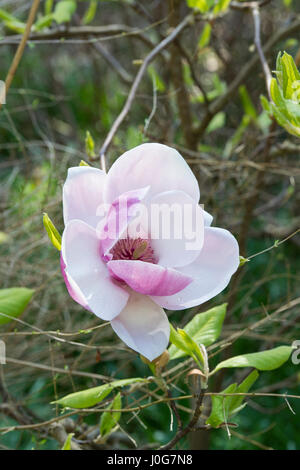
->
[110,237,157,263]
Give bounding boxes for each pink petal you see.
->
[63,166,106,228]
[60,254,91,311]
[99,186,149,261]
[107,260,192,296]
[61,220,129,320]
[104,143,200,205]
[146,190,204,268]
[151,227,239,310]
[111,292,170,361]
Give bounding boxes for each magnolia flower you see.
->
[61,143,239,361]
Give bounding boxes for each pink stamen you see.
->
[110,237,157,264]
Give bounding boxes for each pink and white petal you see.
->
[99,186,149,261]
[110,292,170,361]
[151,227,239,310]
[104,143,200,205]
[146,190,204,268]
[61,220,129,320]
[60,254,90,311]
[107,260,192,296]
[63,166,106,228]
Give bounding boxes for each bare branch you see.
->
[98,13,193,167]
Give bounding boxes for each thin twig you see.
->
[0,0,41,110]
[98,13,193,165]
[231,0,272,9]
[251,4,272,98]
[195,17,300,138]
[159,389,205,450]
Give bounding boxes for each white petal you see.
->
[146,190,204,268]
[111,292,170,361]
[151,227,239,310]
[61,220,129,320]
[63,166,106,228]
[104,143,200,204]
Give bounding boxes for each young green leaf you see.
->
[45,0,54,15]
[0,9,26,33]
[53,0,76,24]
[79,160,90,167]
[61,433,74,450]
[186,0,214,13]
[43,213,62,251]
[169,304,227,360]
[213,0,231,15]
[83,0,98,25]
[0,8,26,30]
[211,346,292,374]
[198,22,211,49]
[206,370,259,428]
[34,14,54,32]
[53,378,147,409]
[169,324,205,368]
[100,392,122,437]
[263,52,300,137]
[206,383,237,428]
[239,255,250,267]
[0,287,34,326]
[239,85,257,120]
[85,130,96,158]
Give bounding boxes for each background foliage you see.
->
[0,0,299,450]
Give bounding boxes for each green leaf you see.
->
[85,130,96,158]
[239,85,257,120]
[212,346,292,374]
[206,383,236,428]
[54,378,147,409]
[0,287,34,326]
[148,65,166,92]
[83,0,98,25]
[34,14,54,32]
[224,114,251,157]
[61,433,74,450]
[187,0,211,13]
[45,0,54,15]
[198,22,211,49]
[0,9,26,31]
[79,160,90,167]
[43,213,62,251]
[169,304,227,360]
[265,52,300,136]
[229,370,259,414]
[100,392,122,437]
[206,370,259,428]
[169,324,206,369]
[213,0,231,15]
[0,9,26,33]
[53,0,76,24]
[260,94,271,113]
[239,255,250,267]
[206,111,225,133]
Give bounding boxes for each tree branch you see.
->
[0,0,41,111]
[98,12,194,169]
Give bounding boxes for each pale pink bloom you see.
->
[61,143,239,361]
